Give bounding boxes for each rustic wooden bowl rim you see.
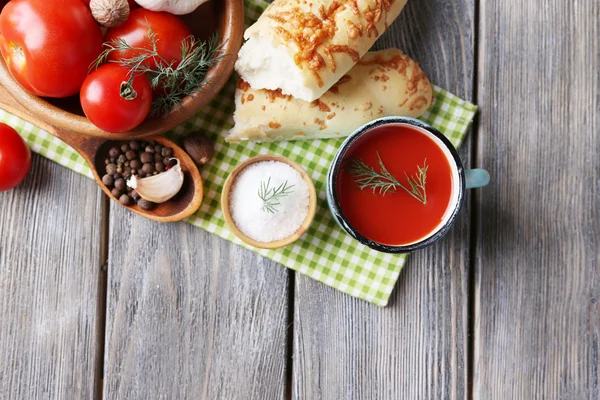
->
[221,155,317,249]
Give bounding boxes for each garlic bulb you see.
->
[134,0,208,15]
[127,159,184,203]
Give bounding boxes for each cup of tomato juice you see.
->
[326,116,489,253]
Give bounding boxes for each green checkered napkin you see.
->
[0,0,477,306]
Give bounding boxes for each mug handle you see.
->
[465,168,490,189]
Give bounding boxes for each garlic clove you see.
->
[133,0,209,15]
[127,158,184,203]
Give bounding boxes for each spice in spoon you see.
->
[229,161,309,243]
[101,139,178,209]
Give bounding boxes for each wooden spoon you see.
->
[0,85,203,223]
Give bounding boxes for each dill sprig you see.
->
[91,24,226,116]
[258,178,295,214]
[346,152,428,205]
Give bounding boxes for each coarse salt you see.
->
[229,161,310,243]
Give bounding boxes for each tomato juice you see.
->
[336,124,457,246]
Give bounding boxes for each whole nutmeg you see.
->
[183,132,214,165]
[90,0,130,28]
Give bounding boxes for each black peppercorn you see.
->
[106,163,117,175]
[123,167,132,179]
[111,187,122,197]
[145,145,155,154]
[119,194,132,206]
[102,174,114,186]
[130,159,142,170]
[153,153,162,162]
[161,147,173,157]
[131,190,140,200]
[154,144,162,153]
[130,140,140,151]
[109,147,120,158]
[140,152,153,163]
[142,163,155,174]
[113,173,122,180]
[137,170,146,178]
[138,199,155,210]
[126,150,137,160]
[155,162,165,172]
[114,178,127,191]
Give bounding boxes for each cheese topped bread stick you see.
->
[228,49,433,143]
[235,0,409,102]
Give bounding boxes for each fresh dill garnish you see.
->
[91,23,226,116]
[346,152,428,204]
[258,178,295,214]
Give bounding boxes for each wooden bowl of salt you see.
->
[221,155,317,249]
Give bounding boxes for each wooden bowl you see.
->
[221,155,317,249]
[0,0,244,139]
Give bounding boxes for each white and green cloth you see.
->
[1,0,477,306]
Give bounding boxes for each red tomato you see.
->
[80,64,152,133]
[0,123,31,192]
[105,8,192,70]
[0,0,103,98]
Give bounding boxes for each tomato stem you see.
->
[119,74,137,101]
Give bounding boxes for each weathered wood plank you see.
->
[292,0,475,399]
[0,155,103,399]
[103,205,289,399]
[474,0,600,398]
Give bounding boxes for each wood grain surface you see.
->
[102,204,290,400]
[474,0,600,398]
[0,155,103,399]
[3,1,600,399]
[292,1,476,399]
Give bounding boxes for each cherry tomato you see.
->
[0,0,103,98]
[0,123,31,192]
[80,64,152,133]
[105,8,192,70]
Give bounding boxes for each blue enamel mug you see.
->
[326,117,489,253]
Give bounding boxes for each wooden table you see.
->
[1,0,598,398]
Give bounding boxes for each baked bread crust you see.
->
[235,0,409,102]
[228,49,433,143]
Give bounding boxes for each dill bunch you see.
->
[92,25,226,116]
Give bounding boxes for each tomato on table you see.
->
[0,0,103,98]
[105,8,193,70]
[0,123,31,192]
[80,64,152,133]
